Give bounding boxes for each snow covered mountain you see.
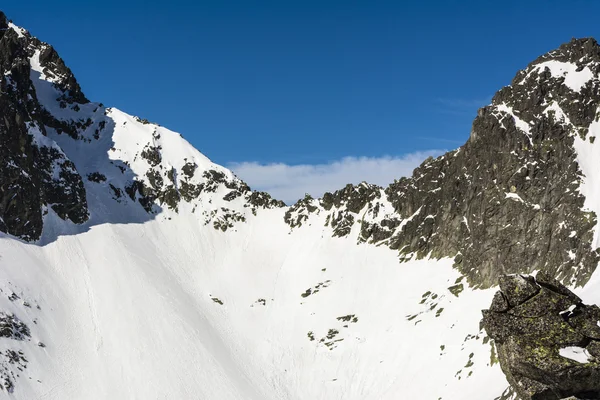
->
[2,11,600,399]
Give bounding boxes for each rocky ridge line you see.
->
[1,10,600,290]
[286,38,600,289]
[0,11,283,241]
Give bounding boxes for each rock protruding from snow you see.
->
[482,272,600,400]
[286,38,600,289]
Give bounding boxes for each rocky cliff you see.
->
[285,38,600,289]
[0,13,88,240]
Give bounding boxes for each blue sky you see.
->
[4,1,600,201]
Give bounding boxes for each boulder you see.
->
[482,273,600,400]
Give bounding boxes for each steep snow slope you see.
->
[0,211,507,399]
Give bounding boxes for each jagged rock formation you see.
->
[0,307,32,392]
[0,11,283,242]
[482,273,600,400]
[0,12,88,240]
[285,38,600,289]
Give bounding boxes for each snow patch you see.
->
[531,60,594,92]
[505,192,524,202]
[559,346,591,363]
[572,107,600,250]
[29,49,58,83]
[8,22,26,38]
[559,304,577,317]
[495,103,532,143]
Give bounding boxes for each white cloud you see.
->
[228,150,445,205]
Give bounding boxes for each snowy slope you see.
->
[0,210,507,400]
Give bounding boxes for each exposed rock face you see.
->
[0,11,88,240]
[0,309,32,392]
[482,273,600,400]
[286,38,600,288]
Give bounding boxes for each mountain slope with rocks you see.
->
[2,11,600,400]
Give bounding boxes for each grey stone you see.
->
[482,274,600,400]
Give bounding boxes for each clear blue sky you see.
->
[3,1,599,178]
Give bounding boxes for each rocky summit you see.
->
[483,273,600,400]
[3,8,600,400]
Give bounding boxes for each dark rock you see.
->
[321,183,381,213]
[145,169,163,190]
[498,275,539,307]
[0,312,29,341]
[87,172,107,183]
[223,190,242,202]
[284,194,319,228]
[321,183,381,237]
[482,274,600,400]
[179,181,202,202]
[0,13,91,241]
[490,291,509,312]
[181,162,197,178]
[212,208,245,231]
[140,144,161,167]
[536,271,582,304]
[158,185,180,210]
[134,116,151,125]
[124,180,156,213]
[285,38,600,289]
[246,191,285,209]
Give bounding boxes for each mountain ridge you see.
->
[2,11,599,291]
[1,10,600,399]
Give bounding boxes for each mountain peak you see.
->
[539,36,600,66]
[0,14,283,242]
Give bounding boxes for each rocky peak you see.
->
[285,38,600,288]
[483,273,600,400]
[0,19,88,240]
[531,37,600,71]
[0,13,283,242]
[31,40,88,104]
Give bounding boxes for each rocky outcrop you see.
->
[286,38,600,289]
[482,273,600,400]
[0,309,33,392]
[0,12,88,240]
